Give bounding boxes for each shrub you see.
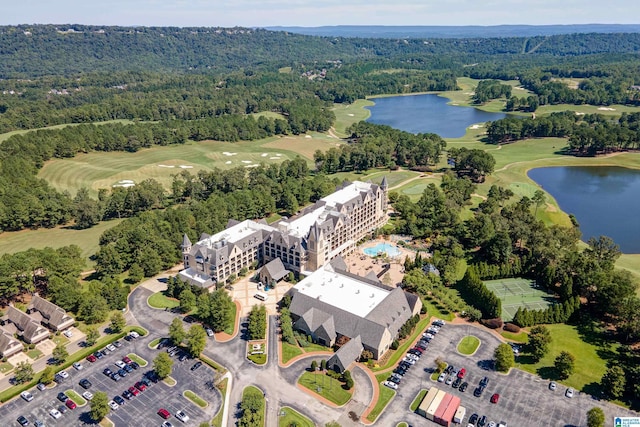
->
[390,340,399,350]
[503,323,520,333]
[481,318,504,329]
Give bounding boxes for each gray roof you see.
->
[328,335,363,372]
[182,233,192,248]
[329,256,348,272]
[29,295,74,330]
[380,176,388,190]
[0,329,22,357]
[261,258,289,282]
[5,306,49,343]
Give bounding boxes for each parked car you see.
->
[437,372,447,382]
[111,373,121,382]
[452,377,462,388]
[140,378,152,388]
[488,422,497,427]
[103,368,113,377]
[82,391,94,401]
[117,368,127,377]
[108,400,119,410]
[86,354,97,363]
[175,410,189,423]
[445,375,455,385]
[115,361,126,369]
[146,371,160,383]
[94,351,104,359]
[480,376,489,387]
[401,357,416,365]
[37,383,46,391]
[191,361,203,371]
[206,328,214,337]
[113,340,122,348]
[128,386,140,397]
[79,378,92,389]
[433,319,445,327]
[73,362,83,370]
[565,388,574,398]
[122,356,132,364]
[457,368,466,378]
[123,364,134,373]
[122,390,134,400]
[445,365,455,374]
[459,382,469,392]
[57,405,67,414]
[478,415,487,427]
[383,380,398,390]
[49,408,62,419]
[469,413,479,425]
[34,420,45,427]
[63,329,73,338]
[422,333,434,340]
[549,381,557,391]
[58,370,69,379]
[20,391,34,402]
[490,393,500,404]
[162,422,174,427]
[130,361,139,370]
[158,408,171,419]
[474,386,485,397]
[406,353,419,361]
[129,331,140,339]
[106,344,116,352]
[65,399,77,410]
[114,396,125,406]
[57,392,68,402]
[17,416,29,426]
[135,381,147,392]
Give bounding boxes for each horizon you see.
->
[2,0,639,28]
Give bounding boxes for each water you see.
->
[363,242,402,258]
[527,166,640,253]
[365,94,508,138]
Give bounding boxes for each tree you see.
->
[601,365,626,399]
[494,343,515,372]
[186,325,207,357]
[528,325,552,362]
[325,422,342,427]
[153,352,174,379]
[169,317,185,345]
[110,311,126,333]
[554,351,575,380]
[14,361,34,384]
[86,326,100,346]
[90,391,110,421]
[127,263,144,283]
[532,189,546,217]
[52,343,69,365]
[247,304,267,340]
[179,288,196,313]
[586,407,605,427]
[40,366,54,385]
[311,360,318,371]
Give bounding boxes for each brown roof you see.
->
[29,295,74,330]
[6,306,49,344]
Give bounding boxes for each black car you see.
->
[146,371,160,383]
[123,364,134,373]
[57,392,68,402]
[17,416,29,426]
[468,413,479,425]
[474,385,485,397]
[400,361,411,369]
[408,349,421,356]
[129,361,139,370]
[393,367,407,376]
[124,335,132,342]
[191,361,202,371]
[118,368,127,377]
[480,376,489,387]
[57,405,68,414]
[452,377,462,388]
[445,365,455,374]
[79,379,92,389]
[122,390,134,400]
[478,415,487,427]
[111,373,121,382]
[103,368,113,376]
[388,376,401,384]
[114,395,125,406]
[140,378,151,388]
[179,352,189,362]
[459,381,469,392]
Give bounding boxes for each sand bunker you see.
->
[244,164,259,168]
[575,112,585,116]
[598,107,616,111]
[113,180,135,188]
[469,124,483,129]
[179,165,193,169]
[261,153,268,157]
[269,157,280,160]
[222,152,238,156]
[305,135,312,138]
[347,113,354,117]
[241,160,252,164]
[158,164,175,168]
[225,161,232,164]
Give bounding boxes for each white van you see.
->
[254,292,268,301]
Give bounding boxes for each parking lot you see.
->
[379,321,638,427]
[0,334,221,427]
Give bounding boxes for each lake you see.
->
[365,93,508,138]
[528,166,640,253]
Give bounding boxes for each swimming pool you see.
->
[363,242,401,258]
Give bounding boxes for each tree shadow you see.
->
[536,366,559,381]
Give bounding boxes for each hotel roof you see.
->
[195,219,275,248]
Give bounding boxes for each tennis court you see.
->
[484,277,554,321]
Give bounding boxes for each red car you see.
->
[135,381,147,392]
[491,393,500,404]
[158,408,171,419]
[457,368,466,379]
[65,399,77,410]
[86,354,97,363]
[128,386,140,397]
[412,347,424,354]
[122,356,132,364]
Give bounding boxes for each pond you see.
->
[527,166,640,253]
[365,93,508,138]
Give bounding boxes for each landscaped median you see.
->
[278,406,314,427]
[210,377,228,427]
[365,373,396,423]
[65,389,87,406]
[410,389,428,411]
[298,371,352,406]
[127,353,148,367]
[184,389,208,408]
[457,335,480,355]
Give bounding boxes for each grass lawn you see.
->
[501,330,529,343]
[397,423,409,427]
[366,382,396,422]
[127,353,148,367]
[421,298,456,322]
[184,389,208,408]
[373,315,431,371]
[457,336,480,355]
[224,302,237,335]
[99,419,114,427]
[410,389,428,411]
[52,335,70,346]
[26,349,44,360]
[518,323,609,391]
[298,372,352,406]
[210,378,228,427]
[248,353,267,365]
[149,338,163,349]
[65,389,87,406]
[0,218,123,267]
[147,292,179,309]
[278,406,314,427]
[332,99,374,137]
[0,362,13,373]
[163,376,176,386]
[281,342,304,364]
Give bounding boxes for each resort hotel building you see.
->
[179,178,389,288]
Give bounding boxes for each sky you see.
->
[3,0,639,28]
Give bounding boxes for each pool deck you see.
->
[343,238,415,288]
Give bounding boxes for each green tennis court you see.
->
[484,277,555,321]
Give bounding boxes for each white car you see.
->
[129,331,140,339]
[437,372,447,382]
[82,391,94,401]
[73,362,83,370]
[63,329,73,338]
[565,387,574,398]
[49,408,62,419]
[489,422,497,427]
[498,422,508,427]
[206,328,214,337]
[383,380,398,390]
[445,375,454,385]
[401,357,415,365]
[58,370,69,379]
[406,353,419,361]
[175,410,190,423]
[106,344,116,352]
[20,391,34,402]
[549,381,557,391]
[115,361,127,369]
[108,400,119,410]
[422,333,434,340]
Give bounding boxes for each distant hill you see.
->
[265,24,640,39]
